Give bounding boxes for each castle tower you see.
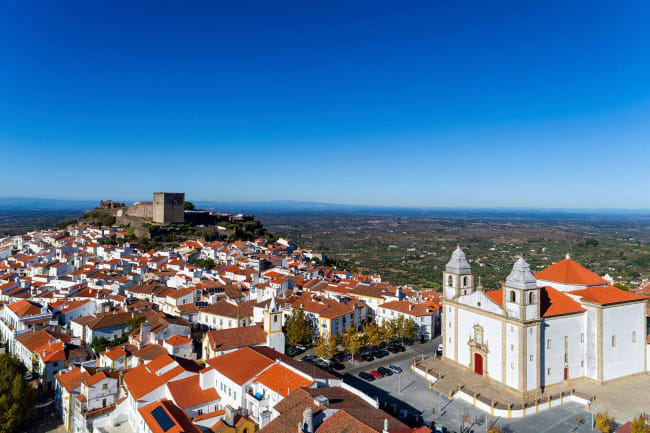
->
[503,257,540,321]
[153,192,185,224]
[443,246,473,300]
[264,297,285,353]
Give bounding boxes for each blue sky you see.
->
[1,1,650,207]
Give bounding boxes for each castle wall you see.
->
[122,202,153,219]
[153,192,184,224]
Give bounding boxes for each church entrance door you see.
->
[474,353,483,375]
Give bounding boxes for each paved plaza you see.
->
[417,355,650,423]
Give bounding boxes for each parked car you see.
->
[431,424,447,433]
[359,372,375,381]
[360,354,375,362]
[286,345,305,356]
[369,369,384,379]
[352,353,362,362]
[373,349,389,358]
[302,355,317,363]
[377,366,392,376]
[330,361,345,371]
[437,344,443,355]
[314,358,330,368]
[388,364,402,374]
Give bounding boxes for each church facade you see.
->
[442,247,648,397]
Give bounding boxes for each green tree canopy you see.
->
[127,313,146,333]
[184,201,196,210]
[192,258,216,270]
[285,309,313,347]
[0,354,35,433]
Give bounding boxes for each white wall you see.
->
[541,314,584,386]
[602,303,646,381]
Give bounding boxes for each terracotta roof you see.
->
[204,326,267,353]
[249,346,338,380]
[7,299,43,317]
[166,375,219,409]
[569,285,648,305]
[56,367,90,392]
[253,363,314,397]
[534,258,608,286]
[138,399,200,433]
[166,335,192,346]
[379,300,439,317]
[485,290,503,307]
[316,409,377,433]
[540,286,585,317]
[200,299,255,319]
[206,347,274,386]
[16,329,57,352]
[123,354,187,400]
[133,344,168,361]
[261,386,407,433]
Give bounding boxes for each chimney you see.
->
[224,405,237,426]
[302,407,314,433]
[408,304,413,312]
[140,322,151,346]
[383,418,389,433]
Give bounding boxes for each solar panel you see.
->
[151,406,175,432]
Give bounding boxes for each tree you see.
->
[400,318,418,341]
[0,354,35,433]
[380,320,396,343]
[595,413,613,433]
[326,335,339,358]
[127,313,146,333]
[184,201,195,210]
[285,309,313,347]
[631,416,650,433]
[314,336,329,360]
[192,258,216,270]
[341,327,363,359]
[314,335,338,360]
[364,322,382,348]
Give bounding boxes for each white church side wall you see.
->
[457,307,503,382]
[602,302,646,381]
[541,314,584,387]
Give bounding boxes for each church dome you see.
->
[506,257,537,290]
[445,246,471,274]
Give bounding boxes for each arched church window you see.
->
[528,292,535,304]
[447,275,453,287]
[462,276,468,287]
[510,291,516,303]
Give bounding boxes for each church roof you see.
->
[505,257,537,290]
[540,286,585,317]
[569,285,648,305]
[445,246,471,274]
[534,257,608,286]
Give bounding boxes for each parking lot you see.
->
[320,338,602,433]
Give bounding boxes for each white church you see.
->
[442,247,648,397]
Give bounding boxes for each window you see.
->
[462,276,468,287]
[449,322,452,328]
[510,363,514,369]
[528,292,534,304]
[510,344,514,351]
[273,315,278,323]
[547,368,551,376]
[102,383,108,390]
[529,355,533,361]
[633,331,637,343]
[564,336,568,345]
[447,275,453,287]
[612,335,616,347]
[547,339,551,349]
[510,291,516,303]
[581,360,584,367]
[581,333,584,343]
